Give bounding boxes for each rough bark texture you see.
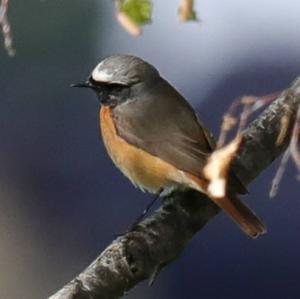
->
[49,77,300,299]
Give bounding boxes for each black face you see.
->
[72,77,131,107]
[88,77,131,107]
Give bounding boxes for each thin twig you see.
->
[276,103,293,146]
[290,105,300,170]
[0,0,15,56]
[218,92,281,148]
[270,97,300,198]
[269,149,291,198]
[237,96,256,133]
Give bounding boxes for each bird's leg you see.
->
[114,190,163,237]
[130,189,163,228]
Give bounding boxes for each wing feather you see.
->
[112,78,247,194]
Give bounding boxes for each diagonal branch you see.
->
[49,77,300,299]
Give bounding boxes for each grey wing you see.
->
[112,79,247,194]
[113,79,214,177]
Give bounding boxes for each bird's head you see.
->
[72,54,160,107]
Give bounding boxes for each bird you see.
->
[72,54,266,238]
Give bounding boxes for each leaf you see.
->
[120,0,152,25]
[204,135,243,198]
[178,0,198,22]
[117,12,142,36]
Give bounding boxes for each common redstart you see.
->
[72,54,266,238]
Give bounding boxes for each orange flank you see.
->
[100,106,182,194]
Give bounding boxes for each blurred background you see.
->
[1,1,300,298]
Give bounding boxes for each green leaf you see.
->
[120,0,152,25]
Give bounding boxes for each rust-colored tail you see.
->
[184,173,266,237]
[212,194,266,238]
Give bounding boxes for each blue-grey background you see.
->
[1,1,300,298]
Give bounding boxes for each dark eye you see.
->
[109,84,125,92]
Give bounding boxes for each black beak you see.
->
[70,81,92,88]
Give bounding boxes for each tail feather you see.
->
[213,194,266,238]
[184,173,266,238]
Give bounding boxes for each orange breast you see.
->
[100,106,182,194]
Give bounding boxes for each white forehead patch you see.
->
[91,61,113,82]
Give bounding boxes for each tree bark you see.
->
[49,77,300,299]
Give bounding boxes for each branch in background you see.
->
[217,91,281,148]
[270,103,300,197]
[216,90,300,198]
[290,105,300,170]
[49,77,300,299]
[0,0,199,53]
[0,0,15,56]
